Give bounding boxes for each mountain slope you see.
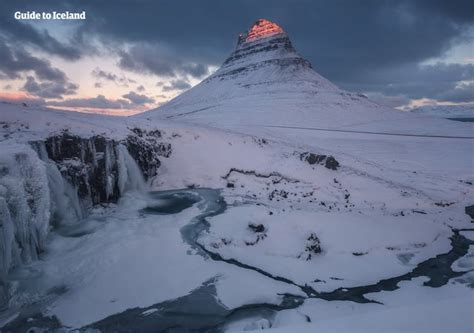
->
[138,19,472,137]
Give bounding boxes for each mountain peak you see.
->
[214,18,319,84]
[245,19,285,41]
[237,19,286,47]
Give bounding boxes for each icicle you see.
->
[116,144,146,194]
[80,141,86,162]
[104,141,115,200]
[51,137,58,157]
[34,141,49,161]
[44,160,84,225]
[88,139,98,167]
[33,142,84,225]
[0,197,14,282]
[0,143,51,266]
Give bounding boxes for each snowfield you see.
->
[1,98,472,332]
[1,18,473,333]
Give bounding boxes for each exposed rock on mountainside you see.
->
[300,152,340,170]
[243,18,284,42]
[204,19,326,86]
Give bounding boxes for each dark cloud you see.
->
[0,38,81,100]
[0,2,83,60]
[437,81,474,103]
[0,39,67,82]
[49,94,133,109]
[73,0,474,104]
[137,85,145,92]
[118,43,210,79]
[22,76,78,99]
[94,82,102,88]
[91,68,136,87]
[92,68,118,82]
[162,79,192,92]
[122,91,154,104]
[1,0,474,105]
[182,64,209,78]
[70,1,473,65]
[348,62,474,103]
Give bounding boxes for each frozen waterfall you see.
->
[116,143,146,194]
[0,139,148,307]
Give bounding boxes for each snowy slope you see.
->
[0,101,161,141]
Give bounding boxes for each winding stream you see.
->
[2,188,473,332]
[86,189,474,332]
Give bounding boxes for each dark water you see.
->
[84,278,304,333]
[2,189,473,333]
[447,117,474,122]
[142,190,201,215]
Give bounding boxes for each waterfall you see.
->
[34,141,84,225]
[116,144,146,194]
[44,157,84,225]
[0,137,150,307]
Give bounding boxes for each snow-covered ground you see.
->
[1,19,473,333]
[1,100,472,332]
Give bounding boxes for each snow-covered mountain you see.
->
[138,19,471,137]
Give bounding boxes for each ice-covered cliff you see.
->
[0,128,171,307]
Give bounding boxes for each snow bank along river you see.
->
[2,188,472,332]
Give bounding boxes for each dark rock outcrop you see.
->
[246,222,267,246]
[248,223,265,233]
[465,205,474,221]
[300,152,340,170]
[31,129,171,205]
[125,128,171,179]
[34,133,120,204]
[300,232,322,260]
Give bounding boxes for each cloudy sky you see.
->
[0,0,473,114]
